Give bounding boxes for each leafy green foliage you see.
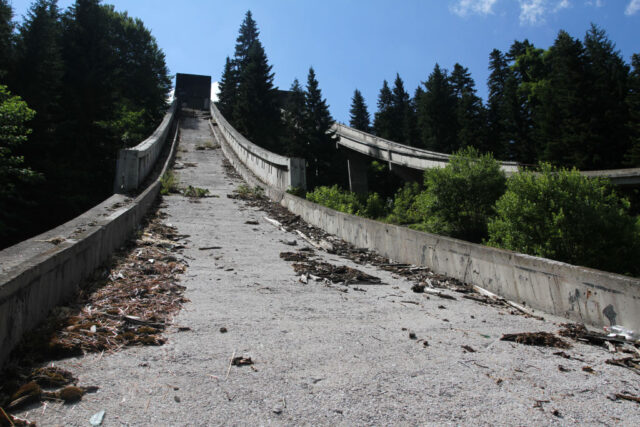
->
[0,85,40,235]
[418,147,506,241]
[306,185,362,215]
[386,182,423,225]
[306,185,388,219]
[385,148,506,242]
[487,164,640,276]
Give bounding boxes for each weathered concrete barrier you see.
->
[216,112,640,332]
[114,101,177,193]
[333,123,521,174]
[0,117,179,367]
[210,103,306,191]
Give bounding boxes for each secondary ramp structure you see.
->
[332,123,640,192]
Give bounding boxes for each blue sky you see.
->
[8,0,640,124]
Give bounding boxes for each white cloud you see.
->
[586,0,604,7]
[519,0,547,24]
[626,0,640,15]
[517,0,570,25]
[450,0,498,17]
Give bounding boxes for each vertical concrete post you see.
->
[289,157,307,190]
[347,152,369,194]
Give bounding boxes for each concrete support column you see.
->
[347,151,369,194]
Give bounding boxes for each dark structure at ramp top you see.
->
[175,73,211,110]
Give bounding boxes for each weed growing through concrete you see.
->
[160,171,180,195]
[183,185,210,198]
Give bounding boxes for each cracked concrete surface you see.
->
[16,114,640,426]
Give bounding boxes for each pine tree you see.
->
[15,0,63,129]
[282,78,307,157]
[537,30,589,167]
[0,0,14,80]
[234,11,259,68]
[581,24,630,169]
[349,89,371,132]
[373,80,393,138]
[626,54,640,166]
[304,67,339,188]
[450,63,486,152]
[416,64,457,152]
[389,73,414,145]
[505,40,545,164]
[486,49,510,158]
[217,56,238,118]
[233,39,281,152]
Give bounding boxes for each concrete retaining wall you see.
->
[215,116,640,332]
[0,120,180,367]
[210,103,306,190]
[114,101,177,193]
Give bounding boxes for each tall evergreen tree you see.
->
[486,49,510,158]
[217,56,238,118]
[373,80,393,138]
[626,54,640,166]
[15,0,63,131]
[506,40,545,164]
[0,0,14,80]
[389,73,414,145]
[304,67,339,189]
[282,78,307,157]
[450,63,486,152]
[581,24,630,169]
[349,89,371,132]
[234,10,259,68]
[233,39,281,152]
[537,30,589,167]
[416,64,457,152]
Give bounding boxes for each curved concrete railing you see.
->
[210,103,306,190]
[215,121,640,332]
[332,123,521,175]
[334,123,640,185]
[0,116,180,367]
[114,100,178,193]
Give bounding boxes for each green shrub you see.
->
[487,163,640,276]
[387,182,423,225]
[305,185,389,219]
[361,192,388,219]
[306,185,363,215]
[417,147,506,242]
